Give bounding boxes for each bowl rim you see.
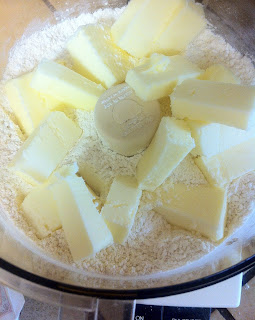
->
[0,254,255,300]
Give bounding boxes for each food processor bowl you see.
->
[0,0,254,318]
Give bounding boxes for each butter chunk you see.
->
[171,79,255,130]
[20,164,78,239]
[31,60,105,111]
[187,120,255,157]
[67,24,136,89]
[50,174,113,261]
[136,117,195,191]
[195,137,255,186]
[111,0,186,58]
[4,72,59,135]
[126,54,202,101]
[21,185,60,239]
[153,0,206,55]
[78,162,109,198]
[199,64,240,84]
[10,111,82,184]
[51,163,79,181]
[155,183,227,241]
[101,176,142,244]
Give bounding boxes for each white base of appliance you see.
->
[137,273,243,308]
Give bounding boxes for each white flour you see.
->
[0,7,255,276]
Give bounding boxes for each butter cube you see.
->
[111,0,186,58]
[31,60,105,111]
[187,121,255,157]
[51,163,79,180]
[199,64,240,84]
[171,79,255,130]
[50,174,113,261]
[126,54,202,101]
[111,0,147,43]
[101,176,142,244]
[78,162,109,198]
[5,72,60,135]
[152,0,206,56]
[155,183,227,241]
[136,117,195,191]
[67,24,136,89]
[21,185,60,239]
[21,163,102,239]
[195,137,255,186]
[20,164,78,239]
[10,111,82,184]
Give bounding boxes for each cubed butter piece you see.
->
[136,117,195,191]
[20,163,78,239]
[187,120,255,157]
[51,163,79,181]
[10,111,82,184]
[101,176,142,244]
[50,174,113,261]
[199,64,240,84]
[126,54,202,101]
[5,72,61,135]
[155,183,227,241]
[111,0,186,58]
[21,185,60,239]
[67,24,136,89]
[195,137,255,186]
[31,60,105,111]
[171,79,255,130]
[78,162,109,198]
[152,0,206,55]
[52,163,102,209]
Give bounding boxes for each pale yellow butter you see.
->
[30,60,105,111]
[78,162,109,198]
[171,79,255,130]
[67,24,136,89]
[5,72,60,135]
[50,174,113,261]
[195,137,255,186]
[111,0,186,58]
[152,0,206,55]
[21,185,60,239]
[126,54,202,101]
[50,163,79,181]
[199,64,240,84]
[136,117,195,191]
[155,183,227,241]
[10,111,82,184]
[101,176,142,244]
[187,120,255,157]
[20,163,79,239]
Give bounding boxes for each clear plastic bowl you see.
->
[0,0,254,317]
